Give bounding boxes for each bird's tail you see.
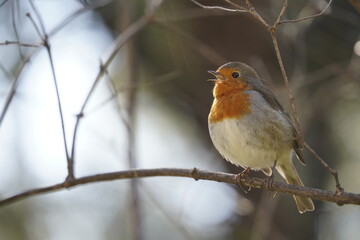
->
[276,162,315,214]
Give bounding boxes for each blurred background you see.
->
[0,0,359,239]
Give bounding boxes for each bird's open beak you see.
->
[207,70,225,82]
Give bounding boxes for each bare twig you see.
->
[27,0,47,34]
[27,8,72,177]
[280,0,333,24]
[0,1,110,128]
[269,32,303,144]
[11,1,25,59]
[0,41,40,48]
[0,51,36,125]
[190,0,247,13]
[271,0,288,30]
[304,142,343,194]
[0,168,356,208]
[223,0,246,11]
[25,12,43,38]
[241,0,270,28]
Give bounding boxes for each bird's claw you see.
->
[263,173,277,199]
[235,167,252,193]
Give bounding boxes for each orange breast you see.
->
[209,86,251,123]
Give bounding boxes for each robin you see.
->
[208,62,314,213]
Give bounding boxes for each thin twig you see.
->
[190,0,247,13]
[223,0,246,11]
[25,12,43,38]
[271,0,288,30]
[0,40,40,47]
[280,0,333,24]
[242,0,269,28]
[0,51,35,125]
[0,168,356,208]
[27,6,72,177]
[27,0,46,35]
[11,1,25,59]
[0,1,113,128]
[269,32,303,145]
[304,142,343,194]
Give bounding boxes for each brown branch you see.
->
[304,143,343,193]
[223,0,246,11]
[272,0,288,30]
[0,40,40,47]
[190,0,247,13]
[242,0,268,28]
[280,0,333,24]
[0,52,35,125]
[27,9,72,176]
[0,168,358,207]
[269,31,303,144]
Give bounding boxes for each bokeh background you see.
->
[0,0,359,239]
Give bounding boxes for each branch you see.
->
[0,168,358,207]
[280,0,333,24]
[27,9,72,175]
[0,51,36,125]
[0,0,111,128]
[190,0,246,13]
[304,142,343,193]
[0,40,40,47]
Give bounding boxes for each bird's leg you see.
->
[264,160,277,199]
[235,167,252,193]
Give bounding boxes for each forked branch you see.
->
[0,168,356,207]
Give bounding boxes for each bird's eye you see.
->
[232,72,239,78]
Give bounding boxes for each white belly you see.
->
[208,93,293,170]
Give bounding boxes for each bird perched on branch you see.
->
[208,62,314,213]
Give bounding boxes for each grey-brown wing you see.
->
[249,78,306,165]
